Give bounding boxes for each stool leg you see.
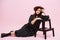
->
[43,31,47,39]
[45,32,46,39]
[34,32,36,37]
[42,21,45,35]
[34,31,37,37]
[43,32,44,35]
[43,31,45,35]
[49,20,52,29]
[52,28,55,37]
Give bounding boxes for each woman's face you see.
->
[35,8,41,15]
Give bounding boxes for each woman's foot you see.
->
[1,33,6,38]
[1,31,16,38]
[1,31,13,38]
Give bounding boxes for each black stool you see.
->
[34,19,55,39]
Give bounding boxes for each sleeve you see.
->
[29,15,34,24]
[27,15,35,28]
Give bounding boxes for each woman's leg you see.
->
[1,31,16,38]
[10,31,16,37]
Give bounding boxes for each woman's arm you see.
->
[31,18,42,25]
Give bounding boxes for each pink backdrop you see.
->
[0,0,60,40]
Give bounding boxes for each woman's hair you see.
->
[34,6,44,17]
[34,6,44,11]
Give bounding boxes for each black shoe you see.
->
[1,31,13,38]
[1,32,11,38]
[1,33,6,38]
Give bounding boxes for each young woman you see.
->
[1,6,47,38]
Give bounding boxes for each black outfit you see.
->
[15,13,44,37]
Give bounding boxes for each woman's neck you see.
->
[36,16,38,18]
